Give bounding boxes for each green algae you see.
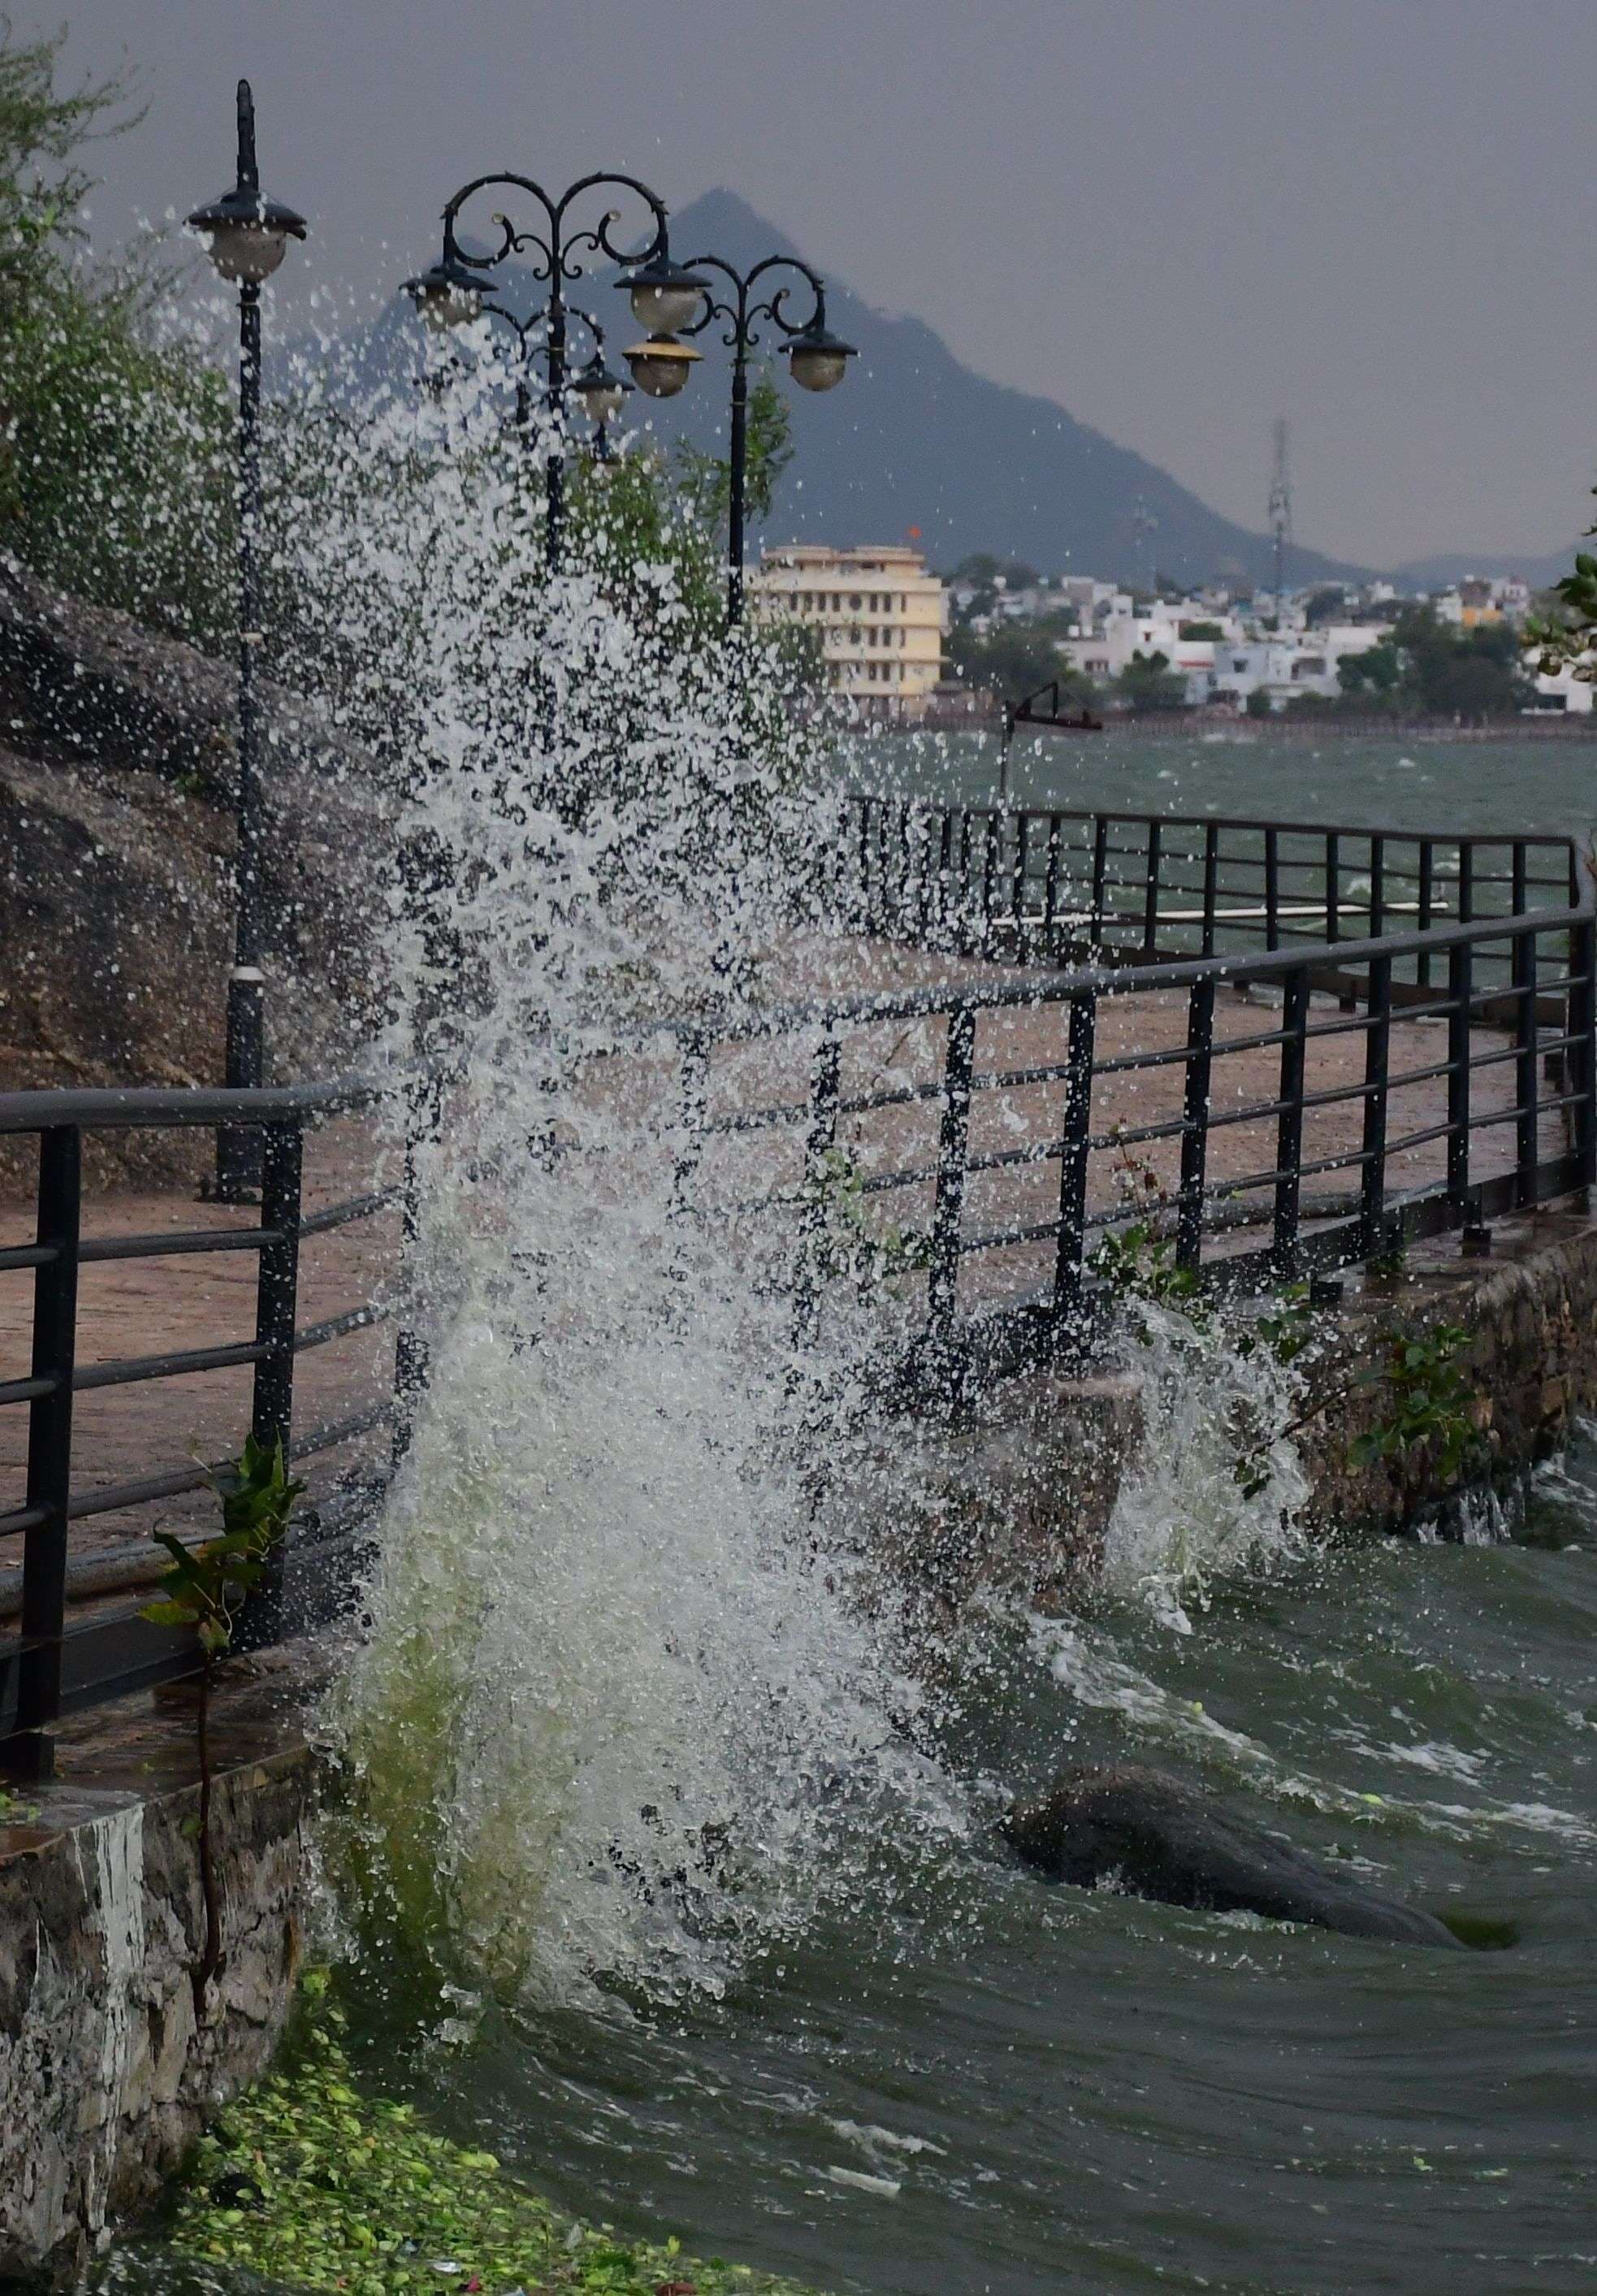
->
[167,1976,824,2296]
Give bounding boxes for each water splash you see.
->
[283,351,960,2005]
[1097,1300,1311,1630]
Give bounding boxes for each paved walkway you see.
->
[0,940,1561,1596]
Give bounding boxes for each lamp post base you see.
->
[208,966,266,1204]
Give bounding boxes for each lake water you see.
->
[107,734,1597,2296]
[857,726,1597,845]
[325,1437,1597,2296]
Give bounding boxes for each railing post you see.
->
[1513,925,1538,1206]
[936,808,954,947]
[1361,953,1392,1254]
[670,1030,709,1224]
[1091,816,1109,947]
[1264,826,1280,952]
[1417,837,1435,990]
[792,1031,841,1354]
[1273,969,1309,1280]
[1053,990,1097,1325]
[1457,841,1474,925]
[392,1068,441,1467]
[1369,834,1385,940]
[1175,976,1214,1274]
[1011,811,1029,942]
[6,1125,81,1778]
[1447,937,1473,1220]
[1044,812,1063,955]
[927,1004,975,1341]
[980,811,1001,955]
[1201,822,1219,958]
[1142,819,1162,955]
[897,799,913,935]
[856,798,872,932]
[245,1119,302,1644]
[1571,914,1597,1194]
[1325,830,1340,944]
[957,810,975,954]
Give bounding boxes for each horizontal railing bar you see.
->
[959,1216,1063,1255]
[78,1224,276,1265]
[963,1139,1063,1176]
[293,1301,392,1353]
[0,1242,56,1273]
[876,795,1577,860]
[721,903,1595,1044]
[72,1337,265,1393]
[298,1185,403,1239]
[0,1066,406,1137]
[0,1374,55,1408]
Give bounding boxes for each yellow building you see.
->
[750,544,945,721]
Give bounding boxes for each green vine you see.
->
[166,1974,824,2295]
[1348,1324,1487,1484]
[803,1142,931,1291]
[140,1436,305,2015]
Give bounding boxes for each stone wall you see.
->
[0,1656,318,2290]
[894,1201,1597,1605]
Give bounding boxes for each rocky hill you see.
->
[0,561,387,1190]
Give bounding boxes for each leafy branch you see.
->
[803,1142,932,1292]
[141,1436,305,2016]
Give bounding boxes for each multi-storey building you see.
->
[750,544,945,721]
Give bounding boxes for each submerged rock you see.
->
[1002,1764,1462,1947]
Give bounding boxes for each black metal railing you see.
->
[842,794,1582,996]
[673,893,1597,1374]
[3,810,1593,1768]
[0,1077,406,1778]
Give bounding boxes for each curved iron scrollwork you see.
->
[439,170,670,290]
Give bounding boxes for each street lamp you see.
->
[668,253,855,624]
[187,80,307,1202]
[402,171,705,566]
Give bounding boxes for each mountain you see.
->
[314,188,1562,590]
[621,189,1372,589]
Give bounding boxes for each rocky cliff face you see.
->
[0,560,389,1190]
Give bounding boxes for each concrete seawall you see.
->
[894,1197,1597,1605]
[0,1653,319,2290]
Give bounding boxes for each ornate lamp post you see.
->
[402,174,707,566]
[661,253,855,623]
[187,81,307,1201]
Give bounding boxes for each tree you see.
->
[675,364,794,528]
[947,619,1093,707]
[1301,585,1348,627]
[1529,541,1597,690]
[1117,648,1187,713]
[0,23,232,642]
[1338,639,1403,699]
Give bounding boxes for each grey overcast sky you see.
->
[30,0,1597,569]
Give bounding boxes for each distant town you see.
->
[753,544,1588,728]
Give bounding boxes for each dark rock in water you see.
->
[1002,1765,1462,1948]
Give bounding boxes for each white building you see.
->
[750,544,946,721]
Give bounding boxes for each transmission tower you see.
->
[1268,418,1292,610]
[1132,496,1158,597]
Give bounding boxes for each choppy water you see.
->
[861,726,1597,846]
[321,1431,1595,2296]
